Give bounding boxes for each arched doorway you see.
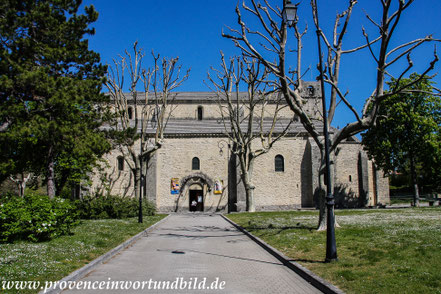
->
[189,184,204,212]
[179,172,214,212]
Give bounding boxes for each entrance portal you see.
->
[189,190,204,212]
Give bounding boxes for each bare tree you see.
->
[208,53,293,212]
[223,0,439,229]
[9,173,33,197]
[105,42,190,214]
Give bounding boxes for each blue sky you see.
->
[81,0,441,129]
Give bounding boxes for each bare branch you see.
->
[208,53,292,211]
[105,42,189,196]
[325,79,362,123]
[363,9,381,29]
[362,27,379,64]
[342,35,381,54]
[385,36,436,68]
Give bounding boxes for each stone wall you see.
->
[90,135,390,211]
[89,149,135,197]
[367,161,390,206]
[154,137,229,212]
[334,142,390,207]
[251,137,311,210]
[376,169,390,205]
[334,142,365,208]
[131,103,296,121]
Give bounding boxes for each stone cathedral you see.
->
[90,81,389,213]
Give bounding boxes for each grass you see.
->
[0,215,166,294]
[227,208,441,294]
[389,196,431,205]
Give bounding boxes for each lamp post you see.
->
[218,140,230,156]
[283,0,337,262]
[139,135,143,223]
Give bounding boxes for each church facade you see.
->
[91,82,389,213]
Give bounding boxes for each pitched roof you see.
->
[103,118,330,137]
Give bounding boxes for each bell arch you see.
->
[179,172,215,196]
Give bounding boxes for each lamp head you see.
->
[283,0,298,27]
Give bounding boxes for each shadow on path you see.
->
[151,225,243,239]
[156,248,284,266]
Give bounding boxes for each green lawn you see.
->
[227,208,441,294]
[0,215,166,294]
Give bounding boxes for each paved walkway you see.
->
[63,214,322,294]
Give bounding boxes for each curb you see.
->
[221,215,345,294]
[40,214,170,294]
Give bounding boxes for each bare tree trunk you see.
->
[238,152,257,212]
[410,154,420,207]
[317,156,339,231]
[47,146,56,199]
[241,169,256,212]
[19,180,25,197]
[246,183,256,212]
[317,169,327,231]
[131,152,140,200]
[19,174,30,197]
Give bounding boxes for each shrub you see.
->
[0,196,29,242]
[75,194,156,219]
[0,193,79,243]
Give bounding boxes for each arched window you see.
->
[117,156,124,171]
[197,106,203,120]
[192,157,200,170]
[128,106,133,119]
[275,155,284,172]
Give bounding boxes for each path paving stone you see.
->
[62,214,322,293]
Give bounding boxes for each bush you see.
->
[0,193,79,243]
[75,194,156,219]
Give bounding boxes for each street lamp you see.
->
[282,0,298,27]
[218,140,230,156]
[283,0,337,262]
